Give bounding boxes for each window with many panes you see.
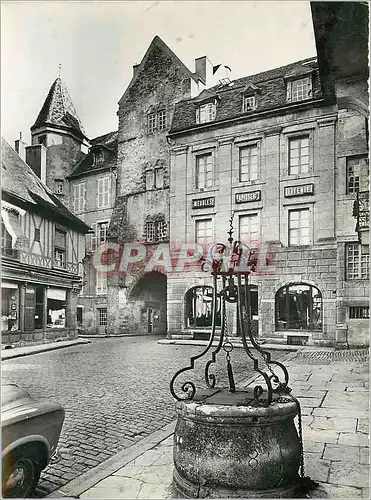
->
[98,308,108,326]
[158,110,166,130]
[54,227,66,268]
[287,77,312,102]
[147,113,157,134]
[349,306,369,319]
[239,214,259,246]
[93,150,104,165]
[73,182,86,213]
[289,209,310,246]
[195,219,213,247]
[289,136,309,175]
[97,221,109,245]
[55,179,64,194]
[242,95,256,112]
[196,153,213,189]
[145,218,168,243]
[145,221,156,243]
[97,176,110,208]
[156,220,168,242]
[96,272,107,295]
[196,102,217,124]
[346,243,369,280]
[346,156,369,194]
[239,145,258,182]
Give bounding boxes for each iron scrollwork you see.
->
[170,214,291,404]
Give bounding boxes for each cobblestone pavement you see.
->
[1,336,289,496]
[295,349,369,364]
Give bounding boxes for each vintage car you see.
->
[1,384,65,498]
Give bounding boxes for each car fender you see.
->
[2,434,50,466]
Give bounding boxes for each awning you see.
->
[1,282,18,289]
[1,202,26,249]
[47,288,66,301]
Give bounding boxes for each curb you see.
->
[1,339,91,360]
[78,333,164,339]
[47,351,297,498]
[47,421,176,498]
[158,338,299,351]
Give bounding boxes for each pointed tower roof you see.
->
[31,78,87,140]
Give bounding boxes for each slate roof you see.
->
[118,35,199,106]
[170,57,323,134]
[1,137,90,233]
[67,131,118,179]
[31,78,87,140]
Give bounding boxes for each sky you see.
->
[1,1,316,145]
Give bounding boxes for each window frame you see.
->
[97,175,111,209]
[157,109,166,131]
[195,152,214,190]
[96,271,107,295]
[239,143,259,182]
[196,101,217,124]
[97,220,109,245]
[98,307,108,326]
[242,95,257,112]
[346,155,369,194]
[53,226,67,269]
[184,286,221,329]
[195,217,213,248]
[238,212,260,248]
[144,217,168,244]
[288,207,311,246]
[73,182,86,213]
[55,179,64,194]
[286,76,313,103]
[288,135,310,176]
[275,283,322,332]
[147,112,157,134]
[346,243,370,280]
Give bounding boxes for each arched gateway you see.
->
[129,272,167,335]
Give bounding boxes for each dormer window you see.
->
[286,76,312,103]
[196,102,216,124]
[93,150,104,166]
[242,95,256,112]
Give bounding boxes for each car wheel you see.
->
[2,450,41,498]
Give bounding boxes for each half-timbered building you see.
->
[1,137,90,344]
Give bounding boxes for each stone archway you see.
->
[129,272,167,335]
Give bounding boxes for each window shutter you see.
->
[307,76,313,97]
[73,185,78,212]
[195,108,200,124]
[286,81,292,102]
[91,223,97,251]
[83,183,86,211]
[97,178,103,208]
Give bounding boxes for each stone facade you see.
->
[107,36,203,335]
[167,59,369,347]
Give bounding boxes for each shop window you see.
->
[47,288,66,328]
[346,243,369,280]
[1,221,17,258]
[275,283,322,331]
[98,308,108,326]
[288,136,309,175]
[196,153,213,189]
[239,145,258,182]
[185,286,221,328]
[54,227,66,268]
[1,283,19,332]
[288,209,310,246]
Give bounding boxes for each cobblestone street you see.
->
[1,337,289,496]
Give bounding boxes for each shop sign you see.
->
[284,184,314,198]
[235,191,261,204]
[192,197,215,209]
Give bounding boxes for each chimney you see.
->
[25,144,47,184]
[14,132,27,161]
[195,56,214,86]
[133,64,140,77]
